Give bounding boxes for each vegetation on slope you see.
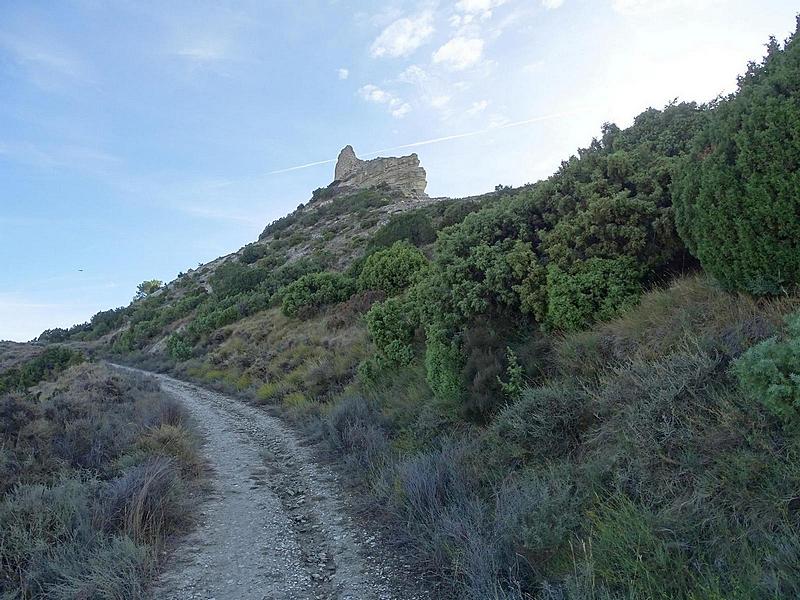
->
[21,16,800,600]
[0,357,202,598]
[675,26,800,294]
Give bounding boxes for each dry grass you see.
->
[0,363,203,598]
[183,306,371,409]
[554,275,800,380]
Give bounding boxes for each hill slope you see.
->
[10,18,800,600]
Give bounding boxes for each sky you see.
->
[1,0,797,342]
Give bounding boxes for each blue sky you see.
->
[1,0,797,341]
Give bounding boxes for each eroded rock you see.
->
[331,145,427,197]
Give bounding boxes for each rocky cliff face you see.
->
[332,145,427,197]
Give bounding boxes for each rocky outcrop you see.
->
[331,145,427,197]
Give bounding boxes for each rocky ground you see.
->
[114,367,430,600]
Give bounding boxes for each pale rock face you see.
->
[331,145,427,197]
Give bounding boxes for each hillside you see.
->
[5,17,800,600]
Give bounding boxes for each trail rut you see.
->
[115,367,426,600]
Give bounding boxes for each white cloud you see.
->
[430,95,451,108]
[522,60,546,73]
[370,12,435,58]
[542,0,565,8]
[467,99,490,115]
[176,41,229,62]
[337,68,350,80]
[398,64,430,85]
[455,0,508,15]
[359,84,394,104]
[611,0,722,15]
[359,84,412,118]
[432,37,485,70]
[449,14,474,28]
[392,103,412,118]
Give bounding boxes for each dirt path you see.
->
[116,367,426,600]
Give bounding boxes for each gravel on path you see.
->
[114,366,428,600]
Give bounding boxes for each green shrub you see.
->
[674,23,800,294]
[433,204,544,326]
[210,262,268,297]
[280,272,356,318]
[240,243,271,264]
[498,348,525,402]
[166,333,192,361]
[734,312,800,424]
[543,193,678,272]
[134,279,163,301]
[546,257,642,331]
[439,200,480,228]
[0,346,84,394]
[366,210,436,253]
[424,325,463,405]
[358,241,430,296]
[365,296,417,366]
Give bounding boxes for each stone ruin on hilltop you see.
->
[331,145,428,198]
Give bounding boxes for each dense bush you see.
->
[417,100,705,343]
[734,312,800,424]
[364,296,417,366]
[166,333,193,361]
[439,200,481,228]
[545,257,642,331]
[674,21,800,294]
[323,396,390,473]
[458,325,531,419]
[424,325,464,405]
[357,241,429,296]
[0,346,84,394]
[326,289,386,329]
[366,210,436,253]
[210,261,269,297]
[281,272,357,318]
[239,243,271,264]
[0,478,152,598]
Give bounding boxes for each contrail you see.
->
[268,107,588,175]
[268,157,338,175]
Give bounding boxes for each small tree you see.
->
[365,296,417,366]
[134,280,163,301]
[358,241,429,296]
